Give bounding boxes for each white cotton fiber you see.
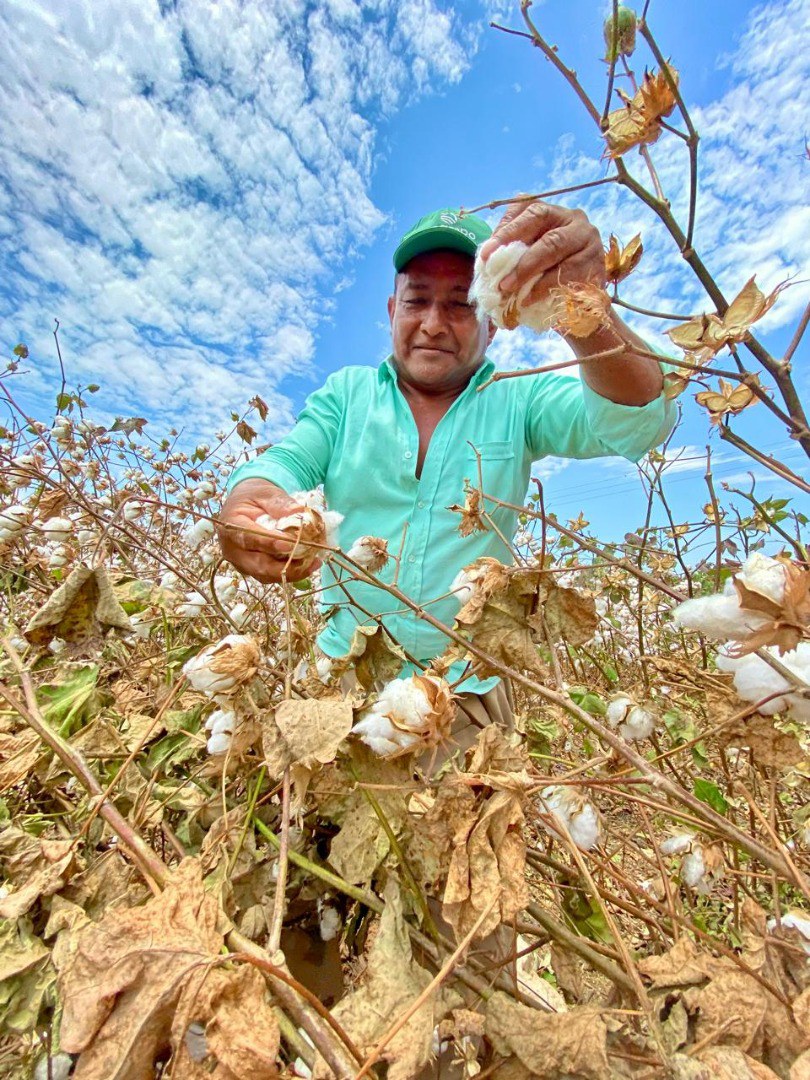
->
[715,644,810,723]
[539,785,603,851]
[470,241,558,332]
[671,592,770,640]
[737,553,787,605]
[352,676,432,756]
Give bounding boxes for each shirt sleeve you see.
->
[226,370,345,494]
[525,357,678,464]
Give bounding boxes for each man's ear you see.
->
[486,317,497,347]
[387,294,395,327]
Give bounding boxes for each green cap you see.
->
[393,208,493,272]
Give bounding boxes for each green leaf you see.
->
[693,778,728,816]
[55,392,72,412]
[12,343,29,359]
[87,383,100,392]
[569,687,607,716]
[37,665,102,737]
[562,890,613,943]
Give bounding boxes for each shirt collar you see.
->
[378,355,495,388]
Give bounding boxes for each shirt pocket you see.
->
[464,440,517,497]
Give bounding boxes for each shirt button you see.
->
[418,500,426,509]
[407,554,416,563]
[404,450,413,460]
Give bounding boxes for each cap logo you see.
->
[439,212,458,225]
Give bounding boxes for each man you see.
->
[217,200,676,735]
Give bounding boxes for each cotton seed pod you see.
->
[603,4,637,61]
[255,507,327,560]
[183,634,261,697]
[0,504,28,541]
[539,785,604,851]
[346,535,389,572]
[39,516,72,542]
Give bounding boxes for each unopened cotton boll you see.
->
[539,785,603,851]
[39,516,72,542]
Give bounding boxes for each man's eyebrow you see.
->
[402,282,471,293]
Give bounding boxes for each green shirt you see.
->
[227,356,676,693]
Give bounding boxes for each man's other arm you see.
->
[217,370,345,582]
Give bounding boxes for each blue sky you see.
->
[1,0,808,542]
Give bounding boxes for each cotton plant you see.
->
[352,674,454,757]
[537,785,603,851]
[183,516,215,550]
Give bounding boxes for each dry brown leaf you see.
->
[448,481,487,537]
[791,1049,810,1080]
[36,487,70,521]
[550,942,585,1004]
[485,991,609,1078]
[0,917,52,1034]
[539,582,598,646]
[312,878,451,1080]
[0,827,78,920]
[721,715,804,772]
[442,787,528,942]
[25,565,131,653]
[604,233,643,285]
[170,964,279,1078]
[57,858,226,1080]
[696,1047,781,1080]
[0,728,41,792]
[455,564,545,679]
[262,697,354,779]
[336,624,408,691]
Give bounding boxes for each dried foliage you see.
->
[1,5,810,1080]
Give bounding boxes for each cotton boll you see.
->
[205,709,236,736]
[716,645,810,722]
[184,517,215,550]
[659,834,695,857]
[606,693,633,727]
[229,602,249,628]
[681,845,710,893]
[160,571,180,589]
[122,502,142,521]
[738,553,786,605]
[177,591,207,618]
[539,785,603,851]
[206,730,232,755]
[48,546,70,569]
[768,912,810,955]
[671,593,769,640]
[39,516,72,543]
[322,509,343,546]
[346,535,389,572]
[619,705,655,742]
[76,528,95,546]
[470,241,558,332]
[450,568,476,605]
[318,900,342,942]
[183,635,260,696]
[376,677,432,730]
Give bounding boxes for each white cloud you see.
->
[0,0,473,439]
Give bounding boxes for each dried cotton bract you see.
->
[353,674,454,757]
[538,785,603,851]
[183,634,261,698]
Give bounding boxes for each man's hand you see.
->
[479,198,605,307]
[216,479,322,584]
[480,197,663,406]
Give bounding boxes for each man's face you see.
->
[387,249,496,394]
